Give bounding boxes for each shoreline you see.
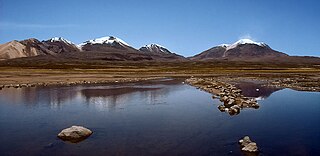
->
[0,67,319,92]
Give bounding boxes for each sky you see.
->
[0,0,319,57]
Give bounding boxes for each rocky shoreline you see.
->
[185,78,260,115]
[0,77,165,90]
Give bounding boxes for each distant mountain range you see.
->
[0,36,184,61]
[0,36,319,64]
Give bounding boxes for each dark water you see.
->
[0,79,319,156]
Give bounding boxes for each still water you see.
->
[0,79,319,156]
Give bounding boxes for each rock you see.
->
[218,105,226,112]
[57,126,92,143]
[224,98,235,107]
[239,136,252,146]
[239,136,259,153]
[228,105,240,115]
[220,96,228,102]
[212,95,218,99]
[242,142,258,152]
[218,92,226,97]
[251,103,260,109]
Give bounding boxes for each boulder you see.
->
[239,136,259,153]
[224,98,235,107]
[218,105,226,112]
[242,142,258,152]
[220,96,228,102]
[228,105,240,115]
[239,136,252,146]
[57,126,92,143]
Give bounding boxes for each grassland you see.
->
[0,60,319,91]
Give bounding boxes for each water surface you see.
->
[0,79,319,156]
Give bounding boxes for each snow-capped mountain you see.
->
[218,39,267,50]
[79,36,137,52]
[43,37,80,53]
[139,44,172,54]
[46,37,74,45]
[191,39,287,61]
[79,36,129,47]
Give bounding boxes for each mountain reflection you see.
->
[0,79,184,109]
[81,87,170,109]
[234,81,282,100]
[0,87,79,108]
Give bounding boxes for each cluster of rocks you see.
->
[239,136,259,153]
[57,125,93,143]
[0,77,162,90]
[0,84,36,89]
[185,78,259,115]
[268,77,320,92]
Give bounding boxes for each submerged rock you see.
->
[239,136,259,153]
[57,126,92,143]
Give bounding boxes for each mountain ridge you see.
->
[0,37,319,64]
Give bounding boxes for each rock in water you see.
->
[242,142,258,152]
[57,126,92,143]
[239,136,252,146]
[239,136,259,153]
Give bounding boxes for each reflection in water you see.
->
[0,87,79,108]
[234,81,282,100]
[0,79,184,110]
[82,87,162,109]
[0,79,320,156]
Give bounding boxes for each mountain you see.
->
[0,40,37,60]
[191,39,289,61]
[1,37,318,63]
[0,37,81,60]
[74,36,185,61]
[43,37,80,53]
[0,36,187,61]
[139,44,185,60]
[140,44,172,54]
[79,36,137,52]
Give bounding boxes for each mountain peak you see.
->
[46,37,73,45]
[233,39,265,46]
[145,43,167,49]
[79,36,129,47]
[219,39,267,50]
[140,43,171,54]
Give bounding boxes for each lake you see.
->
[0,79,319,156]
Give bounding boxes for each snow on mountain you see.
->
[145,44,167,51]
[140,43,171,54]
[46,37,74,45]
[218,39,267,50]
[78,36,129,47]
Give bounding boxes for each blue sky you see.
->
[0,0,319,56]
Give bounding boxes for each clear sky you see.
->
[0,0,319,57]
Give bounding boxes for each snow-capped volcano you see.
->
[46,37,74,45]
[219,39,267,50]
[191,39,288,61]
[139,44,171,54]
[79,36,129,47]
